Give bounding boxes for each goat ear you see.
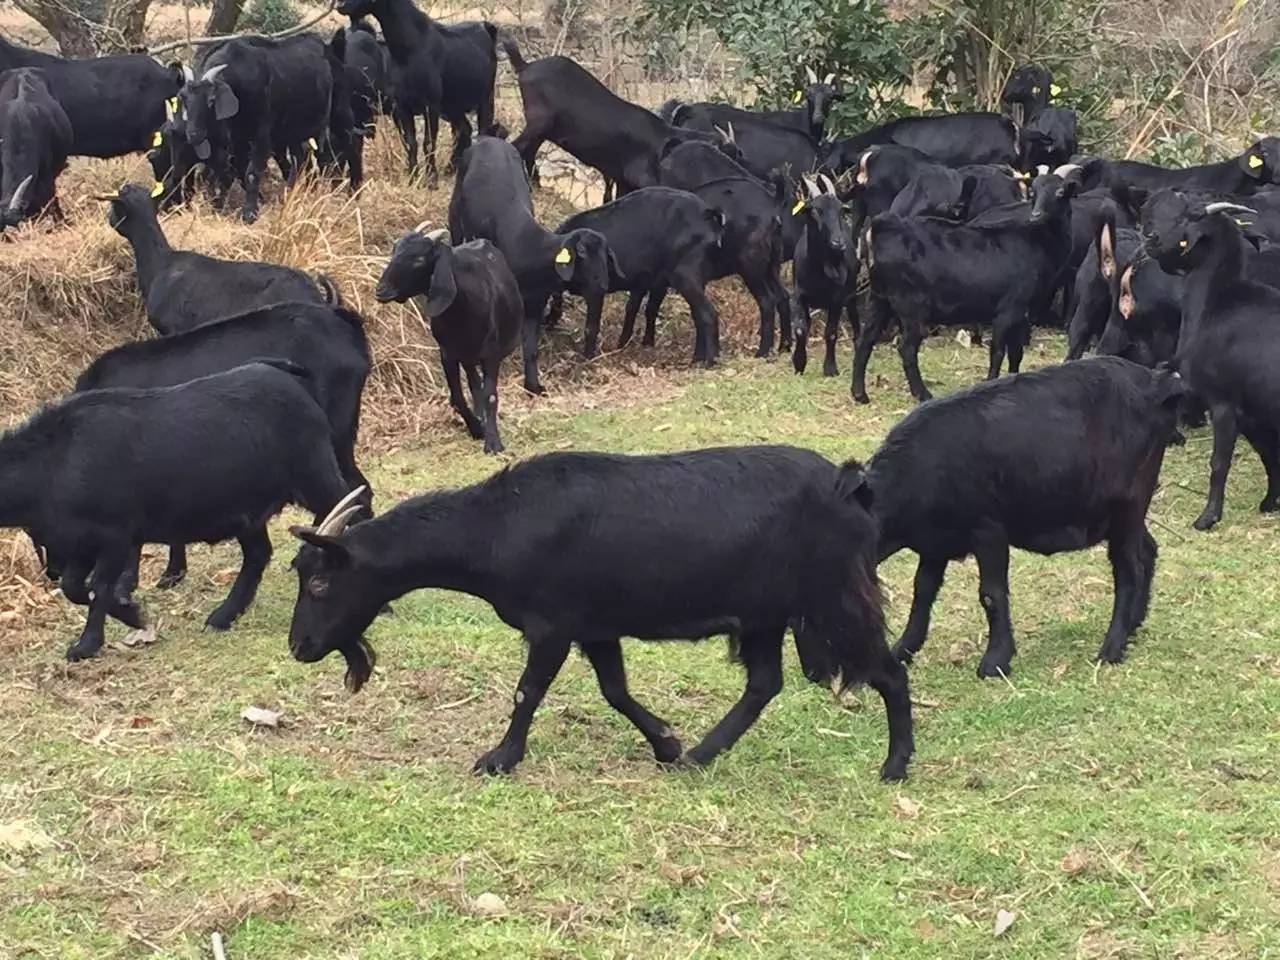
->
[606,247,626,284]
[1154,364,1187,408]
[213,81,239,121]
[422,249,458,318]
[289,526,352,564]
[836,460,875,511]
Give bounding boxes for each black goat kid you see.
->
[791,174,858,377]
[286,447,914,781]
[0,363,356,660]
[376,225,521,453]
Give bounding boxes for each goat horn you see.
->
[713,124,729,143]
[726,121,736,143]
[805,65,818,84]
[802,175,820,199]
[316,485,368,537]
[411,218,432,234]
[823,72,835,86]
[201,63,228,83]
[819,173,838,196]
[1052,163,1083,178]
[8,174,33,213]
[425,228,450,243]
[181,63,194,83]
[1204,201,1258,216]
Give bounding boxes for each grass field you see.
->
[2,329,1278,960]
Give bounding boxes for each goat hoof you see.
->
[977,658,1011,680]
[65,639,102,662]
[1260,496,1280,513]
[641,336,656,348]
[473,746,522,775]
[483,440,505,455]
[523,382,546,397]
[582,345,600,360]
[879,757,910,783]
[1096,643,1127,666]
[203,612,235,632]
[378,603,395,617]
[890,642,915,665]
[113,603,146,630]
[156,571,186,590]
[465,423,485,440]
[652,735,684,765]
[823,362,839,378]
[242,210,259,225]
[754,346,771,359]
[1193,512,1220,532]
[852,391,870,405]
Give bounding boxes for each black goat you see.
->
[375,226,521,453]
[0,34,181,159]
[178,34,337,222]
[1000,64,1054,125]
[670,110,819,182]
[886,162,1024,221]
[0,362,356,660]
[870,358,1184,676]
[854,167,1081,403]
[1146,197,1280,530]
[501,40,713,194]
[1065,208,1142,360]
[1082,137,1280,200]
[1020,107,1078,170]
[99,183,335,334]
[663,67,842,143]
[658,140,792,356]
[337,0,497,180]
[448,136,616,394]
[286,446,914,781]
[343,20,395,138]
[548,187,724,361]
[824,113,1020,172]
[0,68,72,229]
[791,175,857,377]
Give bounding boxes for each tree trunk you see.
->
[101,0,155,52]
[12,0,97,57]
[205,0,245,36]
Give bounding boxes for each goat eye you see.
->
[308,576,330,598]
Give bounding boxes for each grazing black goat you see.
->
[178,34,339,222]
[658,140,792,357]
[1020,107,1079,170]
[1000,64,1054,125]
[0,363,356,660]
[870,358,1184,676]
[501,40,715,194]
[337,0,497,180]
[0,68,72,229]
[449,136,617,394]
[547,187,724,361]
[854,166,1082,403]
[99,184,336,334]
[791,174,857,377]
[147,104,202,210]
[662,67,842,143]
[375,226,521,453]
[286,446,914,781]
[1146,196,1280,530]
[0,34,181,159]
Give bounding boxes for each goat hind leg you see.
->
[865,650,915,781]
[1097,517,1144,664]
[66,545,134,661]
[582,638,682,763]
[156,543,188,589]
[204,529,272,631]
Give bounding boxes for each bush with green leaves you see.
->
[240,0,301,34]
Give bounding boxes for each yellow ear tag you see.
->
[152,130,163,147]
[792,200,806,215]
[555,248,572,265]
[308,138,319,151]
[1249,154,1264,169]
[793,90,804,104]
[168,97,179,112]
[1050,83,1062,97]
[151,181,165,198]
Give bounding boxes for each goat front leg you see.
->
[1196,404,1239,531]
[520,302,547,396]
[791,295,811,374]
[681,625,784,766]
[823,300,844,376]
[61,555,145,633]
[204,529,272,631]
[974,529,1016,678]
[893,554,948,664]
[582,638,682,763]
[241,124,272,224]
[474,630,571,774]
[66,545,137,661]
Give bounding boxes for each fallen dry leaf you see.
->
[887,848,914,861]
[893,795,922,820]
[1060,847,1091,876]
[241,706,282,729]
[0,820,53,855]
[472,892,507,917]
[994,909,1017,937]
[120,623,159,647]
[129,715,154,729]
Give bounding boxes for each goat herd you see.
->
[2,6,1279,783]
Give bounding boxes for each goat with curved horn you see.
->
[181,64,195,84]
[8,175,33,214]
[202,64,229,83]
[802,175,821,199]
[315,485,369,537]
[819,173,838,196]
[805,66,818,85]
[823,72,835,86]
[412,219,433,234]
[1203,201,1259,216]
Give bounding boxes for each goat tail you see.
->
[499,32,528,72]
[314,272,342,306]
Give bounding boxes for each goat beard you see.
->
[340,636,378,693]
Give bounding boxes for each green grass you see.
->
[3,333,1279,959]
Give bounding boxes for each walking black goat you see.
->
[98,184,337,334]
[286,446,914,780]
[1,363,356,661]
[375,225,522,453]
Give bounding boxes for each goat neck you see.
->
[370,0,436,59]
[121,207,174,303]
[1181,215,1249,345]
